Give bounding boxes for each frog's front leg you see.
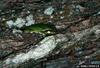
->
[37,32,46,37]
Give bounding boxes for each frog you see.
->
[20,23,57,36]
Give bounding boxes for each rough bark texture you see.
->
[0,0,100,68]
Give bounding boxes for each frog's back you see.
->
[20,23,56,33]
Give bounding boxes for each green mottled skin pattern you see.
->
[20,23,57,36]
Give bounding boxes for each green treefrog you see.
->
[20,23,57,36]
